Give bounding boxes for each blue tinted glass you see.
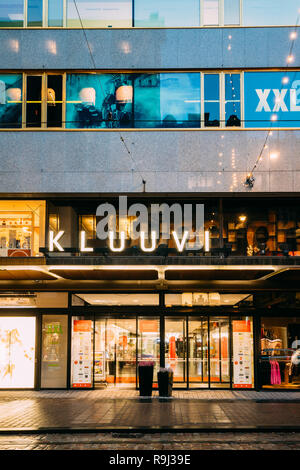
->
[0,0,24,27]
[244,71,300,128]
[224,0,240,25]
[225,102,241,127]
[134,73,200,128]
[225,74,240,101]
[67,0,132,27]
[0,74,23,128]
[243,0,299,26]
[66,74,133,128]
[204,102,220,127]
[27,0,43,26]
[204,74,219,101]
[134,0,200,27]
[48,0,63,27]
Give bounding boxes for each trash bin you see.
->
[138,361,154,397]
[158,367,173,397]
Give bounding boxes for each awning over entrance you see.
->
[165,268,273,281]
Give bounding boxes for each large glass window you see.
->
[260,317,300,389]
[26,74,63,128]
[204,74,220,127]
[0,74,22,128]
[27,0,43,27]
[134,73,200,128]
[66,73,133,128]
[134,0,200,27]
[0,200,45,257]
[138,317,160,385]
[243,0,300,26]
[0,317,36,388]
[41,315,68,388]
[209,317,230,387]
[224,0,240,25]
[48,0,64,27]
[165,317,187,387]
[188,317,208,388]
[203,0,219,25]
[67,0,132,27]
[0,0,24,27]
[225,73,241,127]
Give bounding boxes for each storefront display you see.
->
[0,317,36,388]
[0,200,45,257]
[260,317,300,389]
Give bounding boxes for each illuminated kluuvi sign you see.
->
[49,197,210,253]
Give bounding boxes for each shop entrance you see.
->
[165,316,230,388]
[94,317,160,388]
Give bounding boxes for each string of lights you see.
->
[244,12,300,189]
[72,0,147,190]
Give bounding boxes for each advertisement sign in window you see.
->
[244,71,300,128]
[0,317,36,388]
[232,318,254,388]
[71,319,93,388]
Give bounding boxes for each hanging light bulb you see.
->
[79,88,96,106]
[6,87,22,102]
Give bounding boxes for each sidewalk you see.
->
[0,389,300,432]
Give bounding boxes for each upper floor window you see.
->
[0,0,299,28]
[4,69,300,130]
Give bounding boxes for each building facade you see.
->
[0,0,300,391]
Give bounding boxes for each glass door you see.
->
[188,317,209,388]
[209,317,230,388]
[94,317,136,387]
[165,317,187,387]
[137,317,160,387]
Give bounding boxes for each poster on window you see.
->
[72,320,92,388]
[0,317,36,388]
[244,71,300,128]
[232,320,254,388]
[94,351,105,381]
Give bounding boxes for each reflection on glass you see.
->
[204,74,220,127]
[41,315,68,388]
[0,74,22,128]
[0,0,24,27]
[71,317,93,388]
[189,318,209,388]
[260,317,300,389]
[224,0,240,25]
[138,317,160,385]
[47,75,63,127]
[26,75,42,127]
[135,0,200,27]
[0,317,36,388]
[134,73,200,128]
[243,0,300,26]
[209,317,230,387]
[203,0,219,25]
[225,73,241,127]
[233,316,254,388]
[67,0,132,27]
[66,73,133,128]
[95,318,136,386]
[48,0,64,27]
[165,318,187,386]
[27,0,43,27]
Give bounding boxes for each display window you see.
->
[41,315,68,388]
[0,316,36,388]
[0,200,45,257]
[232,316,254,388]
[260,317,300,389]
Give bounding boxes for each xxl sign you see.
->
[49,197,209,253]
[244,71,300,127]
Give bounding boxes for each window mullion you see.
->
[42,73,47,129]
